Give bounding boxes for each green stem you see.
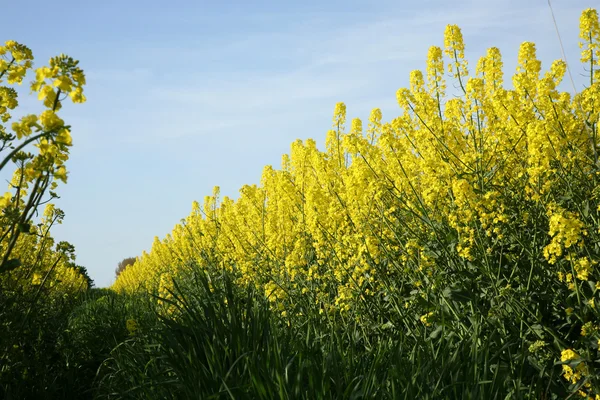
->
[0,57,16,80]
[0,129,58,173]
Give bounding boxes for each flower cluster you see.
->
[0,40,89,303]
[114,9,600,396]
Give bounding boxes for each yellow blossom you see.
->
[126,319,138,335]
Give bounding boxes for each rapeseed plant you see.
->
[112,8,600,398]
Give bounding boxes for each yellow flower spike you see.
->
[71,70,86,86]
[444,25,465,59]
[0,87,18,109]
[561,348,578,361]
[36,66,53,81]
[517,42,541,77]
[39,110,64,131]
[420,311,434,326]
[543,206,586,264]
[333,102,346,129]
[579,8,600,65]
[444,24,468,79]
[0,192,12,209]
[55,129,73,146]
[24,164,38,180]
[37,85,54,101]
[11,114,39,139]
[409,70,425,93]
[566,307,574,316]
[53,76,73,92]
[69,86,86,103]
[32,273,42,285]
[548,59,567,85]
[5,40,33,62]
[513,42,542,98]
[37,138,58,157]
[367,108,382,145]
[0,41,33,85]
[31,55,86,108]
[6,69,21,85]
[350,118,362,136]
[53,166,68,183]
[575,257,593,281]
[41,204,54,220]
[581,321,597,336]
[426,45,445,97]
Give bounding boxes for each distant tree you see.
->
[115,257,136,279]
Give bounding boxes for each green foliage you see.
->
[0,285,85,399]
[93,265,567,399]
[0,256,574,399]
[0,287,155,399]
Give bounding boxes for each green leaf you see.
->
[429,324,443,339]
[0,258,21,273]
[18,222,31,233]
[443,285,473,304]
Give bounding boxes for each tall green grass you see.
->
[94,264,567,399]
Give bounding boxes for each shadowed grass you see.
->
[93,265,566,399]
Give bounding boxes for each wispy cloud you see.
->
[86,68,155,83]
[105,0,585,146]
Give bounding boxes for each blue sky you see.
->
[2,0,596,287]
